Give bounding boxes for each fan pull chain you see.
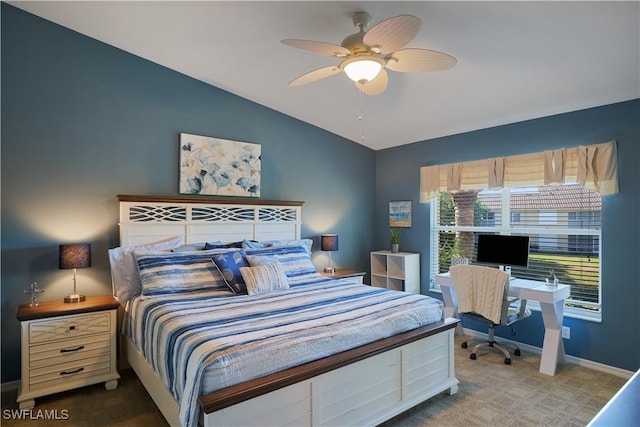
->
[358,86,366,141]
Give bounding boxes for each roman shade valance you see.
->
[419,140,618,202]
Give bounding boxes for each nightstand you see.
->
[16,296,121,410]
[319,269,366,285]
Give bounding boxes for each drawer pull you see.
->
[69,326,76,331]
[60,367,84,376]
[60,345,85,353]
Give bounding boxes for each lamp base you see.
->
[324,267,335,274]
[64,294,86,303]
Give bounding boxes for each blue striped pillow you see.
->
[245,245,316,279]
[135,251,228,296]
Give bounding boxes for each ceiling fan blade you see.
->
[281,39,351,57]
[290,66,343,86]
[363,15,421,54]
[356,69,388,96]
[386,48,457,72]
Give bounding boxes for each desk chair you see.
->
[450,264,531,365]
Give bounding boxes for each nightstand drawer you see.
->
[29,333,111,368]
[29,312,111,344]
[29,355,112,391]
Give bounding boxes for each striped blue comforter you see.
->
[125,278,444,427]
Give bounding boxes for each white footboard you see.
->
[202,326,458,426]
[126,321,458,427]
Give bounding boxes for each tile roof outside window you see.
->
[477,185,601,211]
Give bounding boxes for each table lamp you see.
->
[59,243,91,303]
[321,234,339,273]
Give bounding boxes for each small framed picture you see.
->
[389,201,412,227]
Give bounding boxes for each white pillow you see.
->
[240,263,289,295]
[108,236,184,303]
[171,242,207,252]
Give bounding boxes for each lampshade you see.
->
[342,57,383,83]
[321,234,339,252]
[59,244,92,269]
[59,244,91,303]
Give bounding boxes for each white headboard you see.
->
[118,195,304,247]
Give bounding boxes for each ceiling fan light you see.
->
[343,58,383,83]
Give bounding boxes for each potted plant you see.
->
[390,228,400,253]
[449,238,469,266]
[546,269,558,286]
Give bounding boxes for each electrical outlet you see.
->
[562,326,570,339]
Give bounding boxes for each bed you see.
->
[112,195,459,427]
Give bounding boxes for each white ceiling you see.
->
[9,1,640,150]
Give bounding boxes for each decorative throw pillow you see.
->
[240,262,289,295]
[211,251,250,294]
[108,236,184,302]
[136,251,228,296]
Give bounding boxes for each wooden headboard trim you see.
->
[117,195,304,207]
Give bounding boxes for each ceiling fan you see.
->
[281,11,457,96]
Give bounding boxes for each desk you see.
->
[435,273,570,376]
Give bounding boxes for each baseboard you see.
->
[1,380,19,392]
[461,328,634,380]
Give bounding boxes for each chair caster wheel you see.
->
[505,358,512,365]
[514,349,521,356]
[461,342,468,349]
[470,353,477,360]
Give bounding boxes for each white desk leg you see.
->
[440,286,464,336]
[539,299,566,375]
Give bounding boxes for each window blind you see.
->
[432,185,601,312]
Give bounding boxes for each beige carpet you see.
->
[381,336,627,427]
[1,336,627,427]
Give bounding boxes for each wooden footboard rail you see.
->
[199,318,459,414]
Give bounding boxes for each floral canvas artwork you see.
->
[180,133,261,197]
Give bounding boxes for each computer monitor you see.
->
[476,234,530,268]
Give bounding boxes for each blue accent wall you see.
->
[2,3,638,385]
[1,4,375,383]
[375,99,640,372]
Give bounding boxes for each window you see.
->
[431,184,602,316]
